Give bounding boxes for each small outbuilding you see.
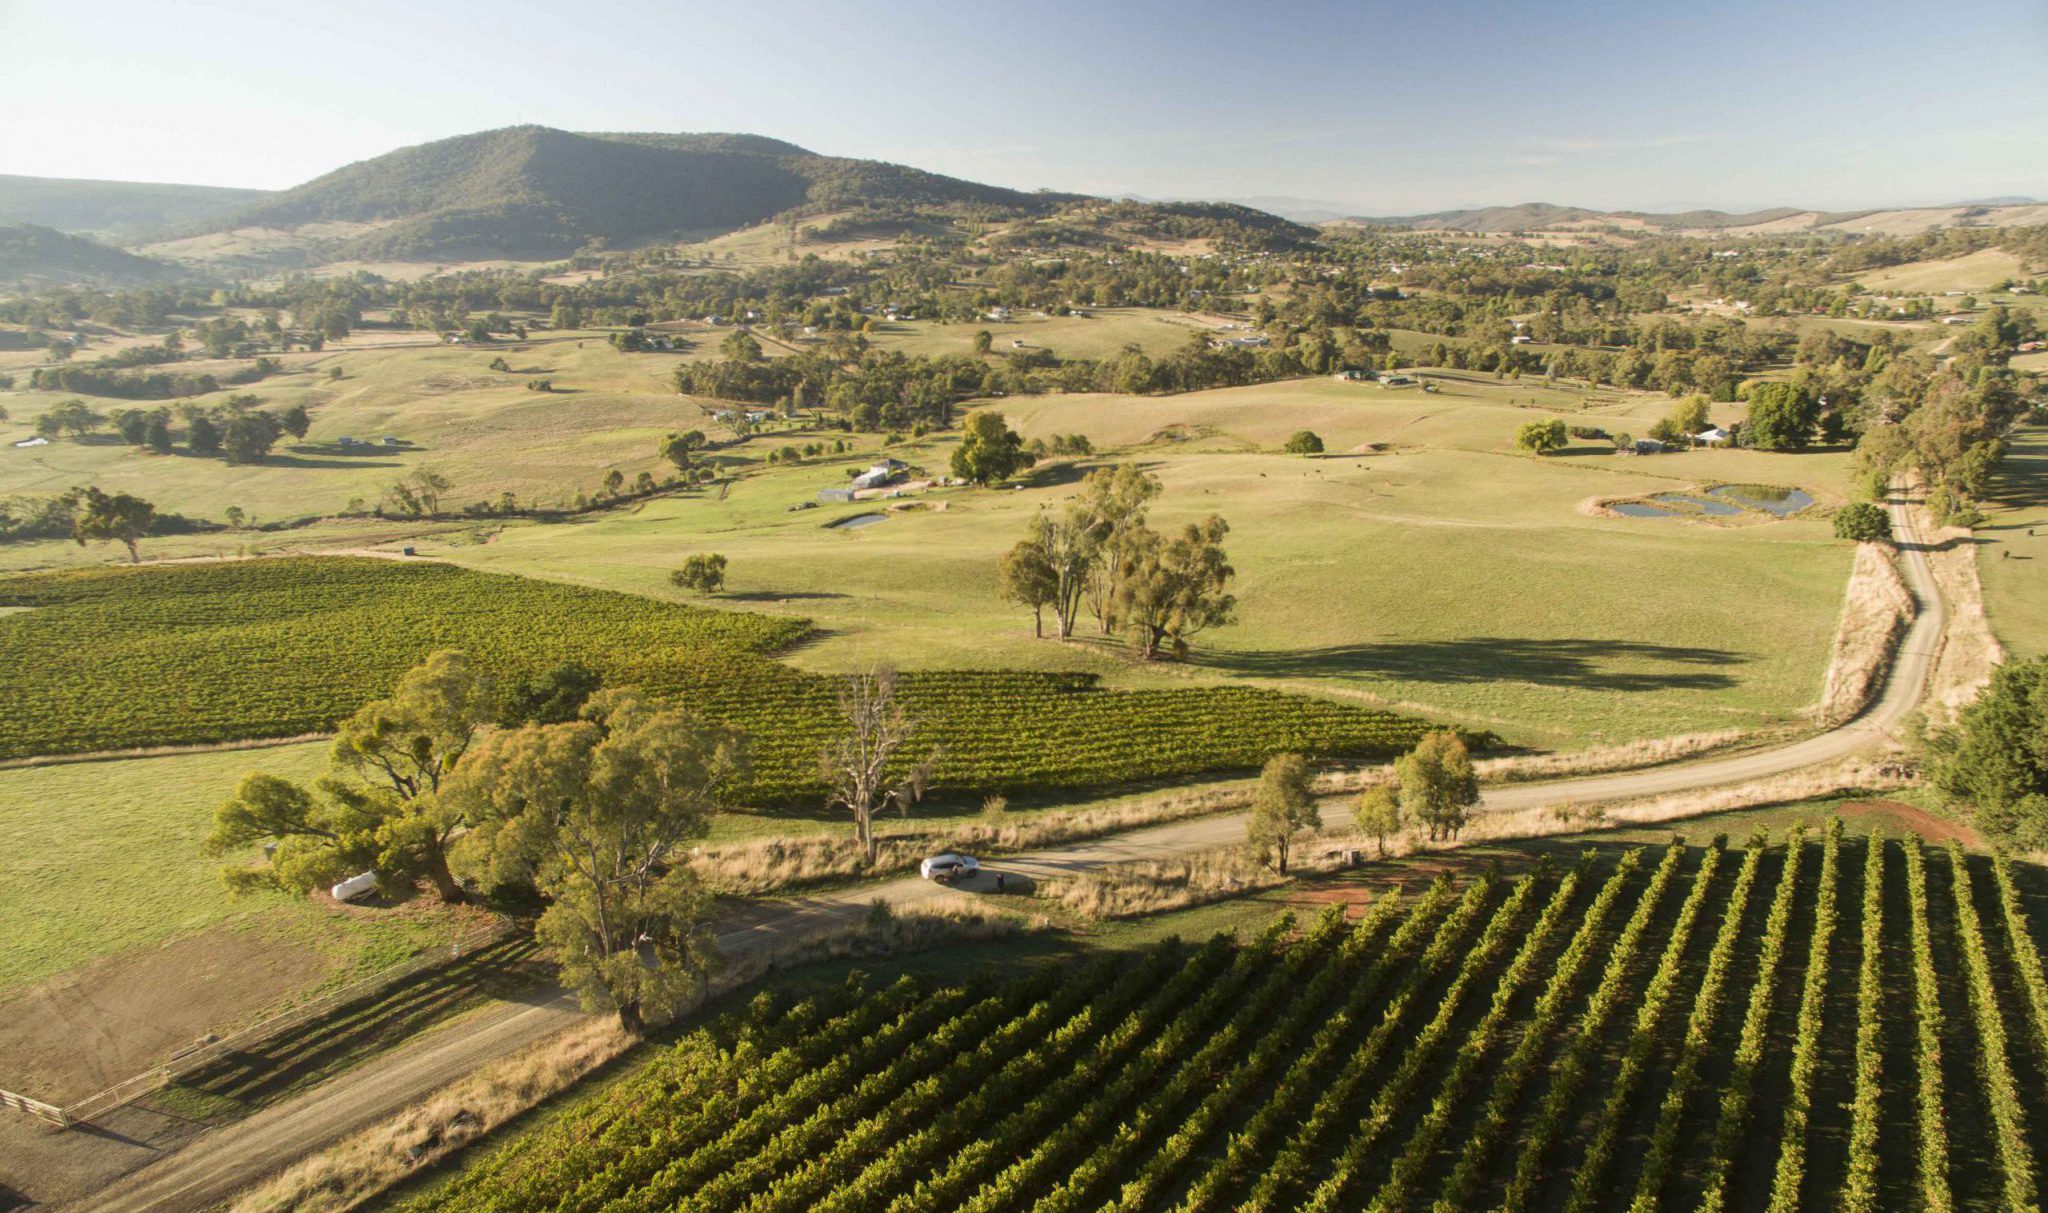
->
[852,462,902,491]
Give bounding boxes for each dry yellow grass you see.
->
[225,1017,633,1213]
[1913,496,2006,721]
[1314,757,1908,872]
[1039,849,1286,919]
[690,787,1252,894]
[1815,542,1916,728]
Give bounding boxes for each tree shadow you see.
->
[1193,637,1747,692]
[719,590,850,603]
[257,455,405,471]
[1016,461,1093,490]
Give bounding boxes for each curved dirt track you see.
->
[62,497,1945,1213]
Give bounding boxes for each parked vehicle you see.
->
[919,853,980,883]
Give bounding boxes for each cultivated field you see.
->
[0,557,1432,799]
[376,829,2048,1213]
[436,371,1857,745]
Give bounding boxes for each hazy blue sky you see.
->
[3,0,2043,213]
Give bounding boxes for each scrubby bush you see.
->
[1834,502,1892,543]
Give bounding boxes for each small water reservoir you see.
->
[1705,484,1814,516]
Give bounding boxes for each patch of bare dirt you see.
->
[1836,799,1981,847]
[0,923,332,1103]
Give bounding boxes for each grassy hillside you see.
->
[0,222,176,288]
[378,829,2048,1213]
[211,126,1071,261]
[0,334,714,517]
[0,173,267,239]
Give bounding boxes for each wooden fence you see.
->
[0,1087,68,1126]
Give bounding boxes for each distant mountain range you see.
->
[1,128,2042,282]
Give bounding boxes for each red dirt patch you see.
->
[1836,799,1981,847]
[0,920,332,1103]
[1287,857,1489,915]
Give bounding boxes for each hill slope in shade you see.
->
[216,125,1078,260]
[0,223,175,288]
[0,174,269,239]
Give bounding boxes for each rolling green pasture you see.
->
[444,373,1855,745]
[1976,424,2048,660]
[5,338,1866,750]
[0,741,457,997]
[0,335,739,521]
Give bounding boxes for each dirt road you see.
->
[60,497,1946,1213]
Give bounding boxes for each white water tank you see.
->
[331,871,380,902]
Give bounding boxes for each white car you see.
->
[919,853,980,883]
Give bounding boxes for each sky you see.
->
[2,0,2044,215]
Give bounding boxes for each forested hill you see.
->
[217,125,1082,260]
[0,174,269,240]
[0,224,176,288]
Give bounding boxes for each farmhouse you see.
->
[1630,437,1668,454]
[1378,374,1418,388]
[1694,427,1732,447]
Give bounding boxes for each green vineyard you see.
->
[0,558,1433,802]
[389,830,2048,1212]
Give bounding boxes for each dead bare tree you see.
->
[820,666,937,865]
